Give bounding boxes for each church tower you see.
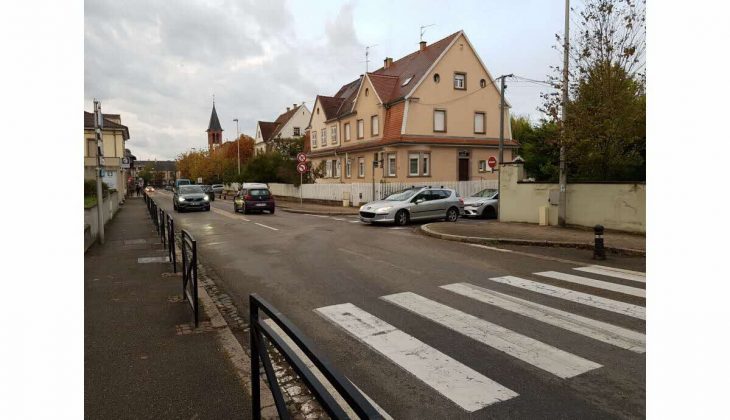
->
[206,101,223,151]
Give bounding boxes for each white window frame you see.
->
[325,160,332,177]
[387,153,397,177]
[474,112,485,134]
[333,159,340,178]
[311,131,317,148]
[321,128,327,146]
[293,127,300,136]
[434,109,446,132]
[331,126,337,144]
[345,123,351,141]
[358,157,365,177]
[454,73,466,90]
[371,115,379,136]
[345,159,352,177]
[408,153,419,176]
[357,119,364,139]
[422,153,430,176]
[479,160,487,172]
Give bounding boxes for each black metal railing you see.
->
[158,207,166,245]
[249,294,382,420]
[167,213,176,273]
[181,229,199,327]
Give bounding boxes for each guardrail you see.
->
[181,229,199,327]
[166,213,176,273]
[249,294,382,419]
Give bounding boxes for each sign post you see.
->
[296,153,307,206]
[94,99,105,244]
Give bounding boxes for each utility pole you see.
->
[558,0,570,226]
[497,74,513,219]
[94,99,105,244]
[233,118,240,175]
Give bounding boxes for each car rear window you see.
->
[249,189,270,197]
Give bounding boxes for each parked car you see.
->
[173,185,210,212]
[211,184,224,194]
[200,185,216,201]
[234,183,275,214]
[359,186,463,226]
[144,186,155,192]
[463,188,499,219]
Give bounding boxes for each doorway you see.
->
[458,150,470,181]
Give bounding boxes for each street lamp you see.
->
[233,118,240,175]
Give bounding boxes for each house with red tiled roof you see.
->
[254,103,311,154]
[307,30,518,183]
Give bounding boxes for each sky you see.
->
[85,0,571,161]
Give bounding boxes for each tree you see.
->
[512,116,561,181]
[138,163,153,185]
[541,0,646,181]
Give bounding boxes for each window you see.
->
[325,160,332,177]
[422,153,430,176]
[312,131,317,148]
[331,126,337,144]
[344,123,351,141]
[365,88,369,96]
[387,153,396,177]
[401,76,413,86]
[86,139,97,157]
[346,159,352,178]
[454,72,466,90]
[480,79,487,88]
[358,157,365,177]
[474,112,486,134]
[293,127,300,136]
[357,119,364,139]
[434,109,446,132]
[333,159,340,178]
[409,153,419,176]
[371,115,379,136]
[434,73,440,83]
[321,128,327,146]
[479,160,487,172]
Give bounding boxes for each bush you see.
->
[84,179,110,198]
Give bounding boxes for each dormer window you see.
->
[454,72,466,90]
[401,76,413,86]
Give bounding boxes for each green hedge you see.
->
[84,179,110,198]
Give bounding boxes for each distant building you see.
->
[206,102,223,152]
[134,160,178,186]
[254,103,311,154]
[83,111,130,200]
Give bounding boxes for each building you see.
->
[307,30,518,183]
[134,160,178,186]
[207,102,223,152]
[84,111,130,199]
[254,103,311,154]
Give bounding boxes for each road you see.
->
[151,190,645,419]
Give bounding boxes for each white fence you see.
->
[268,180,497,206]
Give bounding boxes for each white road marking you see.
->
[349,220,361,223]
[254,222,279,231]
[489,276,646,320]
[332,217,346,221]
[315,303,518,411]
[313,215,330,218]
[468,243,514,253]
[535,271,646,298]
[574,265,646,283]
[263,319,393,419]
[441,283,645,353]
[381,292,601,378]
[388,227,409,230]
[137,256,170,263]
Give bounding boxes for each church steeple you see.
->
[206,101,223,151]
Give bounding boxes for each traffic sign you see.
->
[297,162,307,174]
[487,156,498,169]
[296,152,307,163]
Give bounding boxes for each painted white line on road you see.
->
[349,220,361,223]
[137,256,170,264]
[313,215,330,218]
[381,292,601,378]
[263,319,393,420]
[315,303,518,411]
[254,222,279,231]
[489,276,646,320]
[441,283,645,353]
[468,244,514,253]
[332,218,346,221]
[536,271,646,298]
[574,265,646,283]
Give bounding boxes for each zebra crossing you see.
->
[314,264,646,413]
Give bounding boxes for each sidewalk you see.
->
[84,197,250,419]
[421,220,645,255]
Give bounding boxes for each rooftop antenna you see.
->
[365,44,378,72]
[420,24,435,42]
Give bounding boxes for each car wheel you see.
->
[242,203,249,214]
[483,206,497,219]
[270,208,275,215]
[394,210,409,226]
[233,203,238,213]
[206,206,210,212]
[446,207,459,222]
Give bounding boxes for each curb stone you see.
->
[419,223,645,257]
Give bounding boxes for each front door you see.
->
[458,158,469,181]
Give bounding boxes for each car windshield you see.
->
[384,188,421,201]
[249,189,270,197]
[472,189,498,198]
[179,185,203,194]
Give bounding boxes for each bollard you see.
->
[593,224,606,260]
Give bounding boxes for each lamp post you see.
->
[233,118,240,175]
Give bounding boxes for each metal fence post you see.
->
[191,237,198,327]
[250,295,261,419]
[593,224,606,260]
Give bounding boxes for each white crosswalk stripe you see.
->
[535,271,646,298]
[574,265,646,283]
[441,283,645,353]
[489,276,646,320]
[381,292,602,378]
[315,303,518,411]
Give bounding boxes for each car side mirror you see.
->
[415,198,425,204]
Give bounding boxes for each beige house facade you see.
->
[84,112,130,199]
[255,104,311,155]
[307,30,518,184]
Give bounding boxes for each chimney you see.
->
[383,57,393,69]
[419,41,427,51]
[293,103,297,109]
[286,107,290,112]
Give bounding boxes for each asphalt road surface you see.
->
[152,190,645,419]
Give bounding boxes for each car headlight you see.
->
[203,195,209,201]
[178,197,185,202]
[375,206,392,214]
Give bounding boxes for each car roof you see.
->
[242,183,268,189]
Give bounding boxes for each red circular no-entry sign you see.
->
[487,156,498,169]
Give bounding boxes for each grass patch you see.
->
[84,196,97,209]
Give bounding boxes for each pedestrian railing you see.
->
[181,229,199,327]
[158,207,166,245]
[249,294,382,420]
[166,213,176,273]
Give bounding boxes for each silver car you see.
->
[359,187,464,226]
[463,188,499,218]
